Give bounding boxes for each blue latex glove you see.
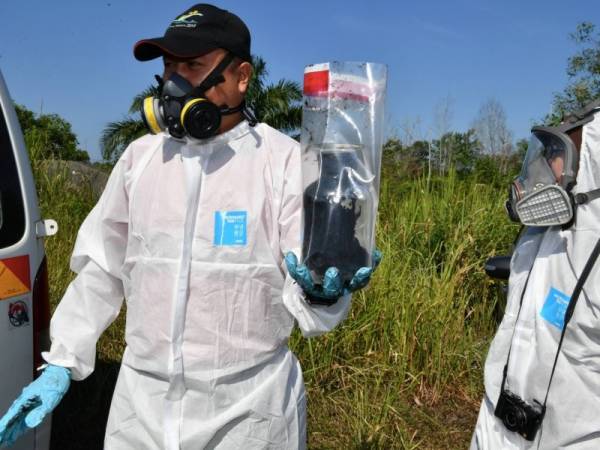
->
[0,364,70,447]
[285,249,382,305]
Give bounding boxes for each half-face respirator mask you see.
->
[141,52,256,140]
[506,108,600,227]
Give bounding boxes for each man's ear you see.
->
[238,62,253,95]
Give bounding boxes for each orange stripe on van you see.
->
[0,255,30,300]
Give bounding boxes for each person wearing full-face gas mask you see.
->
[0,4,380,449]
[471,100,600,449]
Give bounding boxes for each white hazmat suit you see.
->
[472,110,600,448]
[43,121,351,449]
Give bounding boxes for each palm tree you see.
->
[101,56,302,162]
[245,56,302,133]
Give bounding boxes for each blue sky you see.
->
[0,0,598,161]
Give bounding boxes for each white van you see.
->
[0,69,56,449]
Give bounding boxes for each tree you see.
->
[14,104,89,161]
[382,137,430,178]
[425,130,479,175]
[395,116,433,181]
[472,99,513,174]
[433,96,454,174]
[515,138,528,162]
[440,130,479,174]
[382,137,402,166]
[245,56,302,134]
[549,22,600,123]
[14,104,36,131]
[101,56,302,162]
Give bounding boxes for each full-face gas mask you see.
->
[141,52,256,140]
[506,106,600,227]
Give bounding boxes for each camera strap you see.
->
[499,236,600,412]
[542,237,600,407]
[499,266,533,394]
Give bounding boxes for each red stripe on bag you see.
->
[330,79,371,102]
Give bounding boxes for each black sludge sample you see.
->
[302,151,370,282]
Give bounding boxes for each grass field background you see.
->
[29,135,518,448]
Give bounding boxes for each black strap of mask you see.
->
[154,74,165,90]
[192,52,236,95]
[242,106,258,126]
[499,237,600,409]
[217,101,257,127]
[574,188,600,205]
[183,52,257,127]
[218,100,245,116]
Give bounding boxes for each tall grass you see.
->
[29,131,517,448]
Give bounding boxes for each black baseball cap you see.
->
[134,4,251,62]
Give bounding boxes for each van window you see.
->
[0,106,26,248]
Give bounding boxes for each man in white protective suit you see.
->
[0,4,380,449]
[471,100,600,449]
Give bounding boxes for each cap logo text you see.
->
[170,10,203,28]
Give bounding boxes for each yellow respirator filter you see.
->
[142,97,162,134]
[180,98,208,127]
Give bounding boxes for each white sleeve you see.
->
[282,276,351,337]
[42,150,131,380]
[277,141,352,337]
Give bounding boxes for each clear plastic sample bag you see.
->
[301,61,387,282]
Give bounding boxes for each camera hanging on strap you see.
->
[494,237,600,441]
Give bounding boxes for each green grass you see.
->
[30,134,517,448]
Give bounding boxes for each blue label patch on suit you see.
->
[540,287,571,330]
[214,211,247,246]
